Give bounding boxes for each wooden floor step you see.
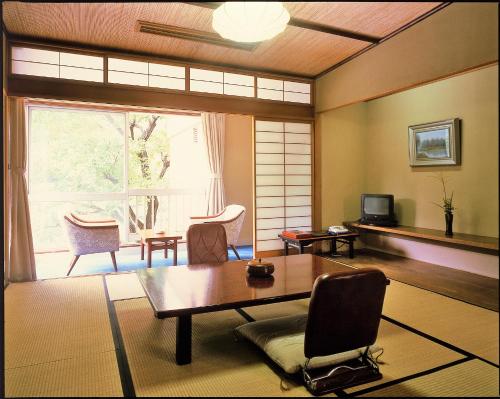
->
[320,248,498,312]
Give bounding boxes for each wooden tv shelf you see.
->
[345,222,499,252]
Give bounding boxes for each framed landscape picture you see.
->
[408,118,461,166]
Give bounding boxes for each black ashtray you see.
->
[246,258,274,278]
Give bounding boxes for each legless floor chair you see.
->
[186,223,229,264]
[63,213,120,276]
[235,268,388,395]
[190,204,245,259]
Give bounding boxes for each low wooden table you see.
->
[278,231,360,258]
[136,254,359,365]
[139,230,183,268]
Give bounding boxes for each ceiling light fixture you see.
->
[212,2,290,43]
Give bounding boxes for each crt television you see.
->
[360,194,398,226]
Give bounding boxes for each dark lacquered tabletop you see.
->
[136,254,356,318]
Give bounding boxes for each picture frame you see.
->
[408,118,461,166]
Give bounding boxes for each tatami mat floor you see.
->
[4,263,499,397]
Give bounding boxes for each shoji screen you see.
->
[255,120,312,253]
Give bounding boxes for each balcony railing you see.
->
[127,188,207,242]
[29,188,207,252]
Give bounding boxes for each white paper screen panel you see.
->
[285,154,311,164]
[12,46,105,83]
[284,92,310,104]
[149,63,185,78]
[255,120,312,253]
[256,165,283,175]
[257,229,283,240]
[256,186,285,197]
[108,58,146,74]
[286,186,311,196]
[256,142,284,154]
[224,72,254,86]
[12,47,59,64]
[285,123,311,133]
[149,75,185,90]
[257,240,283,251]
[256,153,284,165]
[286,216,311,228]
[224,84,254,97]
[190,68,223,82]
[285,175,311,186]
[257,77,283,90]
[257,218,284,230]
[257,88,283,101]
[60,66,103,82]
[286,206,311,217]
[286,165,311,175]
[257,207,285,219]
[190,80,223,94]
[256,175,284,186]
[256,197,285,207]
[108,70,148,86]
[255,121,284,132]
[286,143,311,154]
[286,196,311,206]
[285,133,311,144]
[256,132,284,143]
[284,81,310,94]
[12,60,59,78]
[60,52,103,69]
[108,58,185,90]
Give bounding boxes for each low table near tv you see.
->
[279,231,360,258]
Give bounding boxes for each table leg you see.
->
[176,314,192,365]
[147,242,152,268]
[140,241,144,260]
[173,240,178,266]
[164,245,168,259]
[284,241,289,256]
[330,239,341,257]
[349,238,355,259]
[299,242,304,254]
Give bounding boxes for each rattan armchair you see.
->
[62,213,120,276]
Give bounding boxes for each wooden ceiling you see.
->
[3,2,444,78]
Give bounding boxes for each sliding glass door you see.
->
[28,105,208,252]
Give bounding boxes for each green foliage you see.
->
[29,109,124,193]
[429,173,455,213]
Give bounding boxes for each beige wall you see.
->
[318,65,498,238]
[316,3,499,112]
[224,114,253,246]
[317,102,366,229]
[364,65,498,237]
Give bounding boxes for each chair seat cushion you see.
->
[235,314,381,374]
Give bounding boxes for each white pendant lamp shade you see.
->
[213,2,290,43]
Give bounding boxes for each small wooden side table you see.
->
[139,230,183,268]
[278,231,360,258]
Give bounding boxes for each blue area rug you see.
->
[36,245,254,279]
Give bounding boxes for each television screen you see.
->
[364,197,389,216]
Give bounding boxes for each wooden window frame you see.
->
[7,39,315,113]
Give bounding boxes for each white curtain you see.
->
[7,97,37,282]
[201,112,226,215]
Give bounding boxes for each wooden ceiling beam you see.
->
[184,2,381,43]
[137,21,258,51]
[288,18,380,43]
